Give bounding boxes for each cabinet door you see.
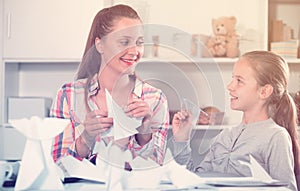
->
[3,0,103,60]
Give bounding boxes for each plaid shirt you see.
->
[50,74,169,165]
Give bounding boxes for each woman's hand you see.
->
[75,109,113,158]
[125,94,152,119]
[172,111,193,142]
[82,109,113,143]
[125,94,153,133]
[125,93,153,145]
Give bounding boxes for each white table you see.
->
[1,163,291,191]
[2,180,291,191]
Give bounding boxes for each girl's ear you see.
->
[260,84,273,99]
[95,37,104,54]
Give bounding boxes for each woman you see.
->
[51,4,169,166]
[172,51,299,190]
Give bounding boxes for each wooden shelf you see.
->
[141,57,238,64]
[270,0,300,4]
[286,58,300,64]
[4,59,81,63]
[169,125,233,130]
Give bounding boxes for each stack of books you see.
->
[270,20,299,58]
[271,40,299,58]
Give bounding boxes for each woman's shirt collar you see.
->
[87,73,143,98]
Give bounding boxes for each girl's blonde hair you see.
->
[242,51,300,186]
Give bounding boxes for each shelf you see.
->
[270,0,300,4]
[168,125,233,130]
[2,123,13,128]
[191,125,300,130]
[142,57,300,64]
[141,57,239,64]
[193,125,300,130]
[193,125,233,130]
[3,57,298,65]
[3,58,81,63]
[285,58,300,64]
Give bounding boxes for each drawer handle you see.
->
[7,12,11,38]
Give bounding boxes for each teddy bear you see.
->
[205,35,227,57]
[202,16,240,58]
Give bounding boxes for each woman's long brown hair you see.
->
[74,4,141,112]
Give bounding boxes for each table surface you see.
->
[1,176,291,191]
[0,163,291,191]
[1,182,292,191]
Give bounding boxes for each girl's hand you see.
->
[82,109,113,143]
[197,112,210,125]
[172,111,193,142]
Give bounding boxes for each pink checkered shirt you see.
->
[50,74,169,165]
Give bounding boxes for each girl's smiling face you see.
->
[96,17,144,75]
[227,57,262,112]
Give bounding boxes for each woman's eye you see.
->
[120,40,130,46]
[136,39,144,46]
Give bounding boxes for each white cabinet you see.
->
[3,0,103,60]
[0,0,106,160]
[0,128,26,160]
[0,0,107,124]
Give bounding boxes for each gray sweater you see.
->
[172,118,297,191]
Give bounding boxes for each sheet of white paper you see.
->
[130,155,160,170]
[9,116,69,191]
[203,177,288,187]
[122,156,165,189]
[58,155,106,183]
[160,149,206,189]
[165,160,205,189]
[204,155,285,187]
[106,144,131,191]
[105,89,141,140]
[239,155,274,183]
[94,141,110,172]
[61,143,127,190]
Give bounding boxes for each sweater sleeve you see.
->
[266,129,297,191]
[171,139,199,172]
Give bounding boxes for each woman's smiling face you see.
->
[97,17,144,75]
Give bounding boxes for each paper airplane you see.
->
[105,89,142,140]
[203,155,288,187]
[239,155,275,183]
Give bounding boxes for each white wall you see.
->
[0,0,4,158]
[116,0,268,55]
[18,63,78,100]
[136,62,243,125]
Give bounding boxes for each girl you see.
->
[51,4,169,166]
[172,51,299,190]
